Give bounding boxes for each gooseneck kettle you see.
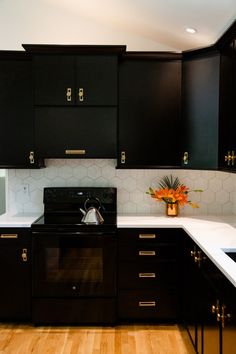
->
[80,197,104,225]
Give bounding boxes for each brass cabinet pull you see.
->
[139,301,156,307]
[183,151,189,165]
[65,149,86,155]
[78,88,84,102]
[139,234,156,239]
[21,248,28,262]
[225,150,236,166]
[29,151,34,164]
[220,305,232,328]
[121,151,126,164]
[66,88,72,102]
[0,234,18,239]
[139,250,156,256]
[139,272,156,278]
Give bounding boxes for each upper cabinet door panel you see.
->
[182,53,220,170]
[75,55,117,106]
[33,55,75,106]
[118,59,181,167]
[0,59,32,105]
[33,55,117,106]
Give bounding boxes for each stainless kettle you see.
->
[80,197,104,225]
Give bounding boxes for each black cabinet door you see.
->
[0,55,41,168]
[34,55,117,106]
[218,44,236,170]
[0,228,31,321]
[35,107,117,158]
[182,52,220,169]
[75,55,117,106]
[118,58,181,168]
[33,55,75,106]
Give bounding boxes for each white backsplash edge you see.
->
[7,159,236,216]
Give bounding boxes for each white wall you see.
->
[7,159,235,216]
[0,0,176,51]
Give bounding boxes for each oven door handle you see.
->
[32,231,116,236]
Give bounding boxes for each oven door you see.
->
[32,231,116,297]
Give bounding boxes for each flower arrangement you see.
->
[147,175,203,215]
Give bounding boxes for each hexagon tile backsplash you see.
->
[7,159,236,216]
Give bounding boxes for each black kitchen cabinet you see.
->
[35,106,117,158]
[0,52,43,168]
[182,23,236,171]
[117,53,182,168]
[0,228,31,321]
[182,232,236,354]
[118,228,180,321]
[33,54,118,106]
[182,51,220,169]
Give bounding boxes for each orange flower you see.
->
[147,176,203,209]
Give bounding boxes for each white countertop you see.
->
[118,215,236,288]
[0,212,41,228]
[1,212,236,288]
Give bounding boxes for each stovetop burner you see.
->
[32,187,117,231]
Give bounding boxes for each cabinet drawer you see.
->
[119,243,177,261]
[118,290,178,320]
[118,228,178,245]
[118,260,177,289]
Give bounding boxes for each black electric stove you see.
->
[31,187,117,325]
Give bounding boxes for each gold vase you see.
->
[166,203,178,217]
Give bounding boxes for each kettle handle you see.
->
[84,197,102,211]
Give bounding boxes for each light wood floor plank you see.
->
[0,324,195,354]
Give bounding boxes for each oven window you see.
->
[45,247,103,283]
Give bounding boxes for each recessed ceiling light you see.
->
[185,27,197,34]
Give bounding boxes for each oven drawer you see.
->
[32,298,116,325]
[118,260,177,289]
[118,228,178,244]
[118,290,178,320]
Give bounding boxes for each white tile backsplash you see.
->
[6,159,236,216]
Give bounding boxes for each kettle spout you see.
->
[80,208,86,215]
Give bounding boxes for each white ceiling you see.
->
[47,0,236,51]
[0,0,235,51]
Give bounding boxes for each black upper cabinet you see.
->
[182,21,236,171]
[182,51,220,169]
[33,54,118,106]
[118,54,182,168]
[0,52,43,168]
[35,107,117,158]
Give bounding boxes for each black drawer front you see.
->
[119,243,177,261]
[118,290,178,320]
[118,228,178,244]
[119,260,177,289]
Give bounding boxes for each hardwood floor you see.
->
[0,324,195,354]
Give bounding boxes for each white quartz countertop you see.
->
[118,215,236,288]
[0,213,41,228]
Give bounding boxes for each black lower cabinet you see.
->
[117,228,180,322]
[182,232,236,354]
[0,228,31,321]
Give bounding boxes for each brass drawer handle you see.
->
[139,250,156,256]
[139,273,156,278]
[65,149,86,155]
[0,234,18,239]
[139,234,156,239]
[139,301,156,307]
[78,88,84,102]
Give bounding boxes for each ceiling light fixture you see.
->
[185,27,197,34]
